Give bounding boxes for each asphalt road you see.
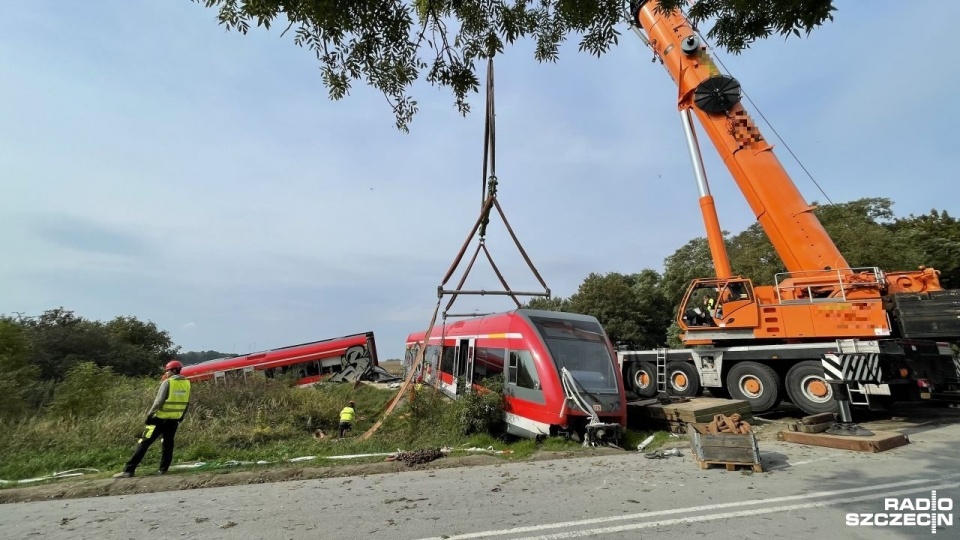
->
[3,409,959,540]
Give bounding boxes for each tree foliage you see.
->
[659,237,715,305]
[178,350,238,365]
[50,362,120,418]
[0,319,42,419]
[888,209,960,289]
[660,0,837,52]
[524,270,673,348]
[192,0,837,131]
[2,308,180,381]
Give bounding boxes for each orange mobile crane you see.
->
[618,0,960,415]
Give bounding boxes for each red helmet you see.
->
[165,360,183,371]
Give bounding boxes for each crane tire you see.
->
[785,361,840,416]
[666,361,701,398]
[628,361,658,398]
[726,362,782,413]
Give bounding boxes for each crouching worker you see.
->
[338,400,356,438]
[113,360,192,478]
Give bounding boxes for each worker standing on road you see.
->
[338,400,356,438]
[113,360,192,478]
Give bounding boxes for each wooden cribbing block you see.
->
[800,412,836,425]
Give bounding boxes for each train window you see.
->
[529,316,617,393]
[304,361,320,377]
[440,346,455,374]
[474,347,505,384]
[508,351,540,390]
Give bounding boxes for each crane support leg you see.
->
[824,383,874,437]
[820,353,876,437]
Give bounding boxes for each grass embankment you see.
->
[0,369,665,484]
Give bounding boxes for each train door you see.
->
[455,338,476,394]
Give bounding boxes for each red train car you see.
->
[180,332,378,388]
[405,309,626,444]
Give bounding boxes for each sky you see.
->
[2,1,958,361]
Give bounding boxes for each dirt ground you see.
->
[0,448,622,505]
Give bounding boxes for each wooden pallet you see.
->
[693,457,764,473]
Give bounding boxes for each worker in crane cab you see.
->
[702,292,719,323]
[684,290,718,327]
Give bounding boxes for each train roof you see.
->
[405,309,603,340]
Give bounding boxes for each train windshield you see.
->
[528,316,618,393]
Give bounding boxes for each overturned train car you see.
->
[180,331,389,387]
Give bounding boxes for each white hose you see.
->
[560,367,601,425]
[0,468,102,486]
[0,452,404,484]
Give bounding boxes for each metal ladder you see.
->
[656,347,668,395]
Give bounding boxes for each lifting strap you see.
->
[359,56,551,441]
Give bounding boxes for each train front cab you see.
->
[517,310,627,444]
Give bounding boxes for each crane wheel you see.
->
[629,361,658,398]
[725,362,782,413]
[785,361,840,416]
[666,361,701,398]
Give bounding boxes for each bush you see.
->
[452,375,506,436]
[50,362,118,418]
[0,319,42,420]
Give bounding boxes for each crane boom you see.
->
[633,1,848,274]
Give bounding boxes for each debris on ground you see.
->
[636,435,656,452]
[644,448,682,459]
[705,413,752,434]
[1,469,101,486]
[328,358,402,384]
[388,448,445,466]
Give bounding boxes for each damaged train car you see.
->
[180,331,400,387]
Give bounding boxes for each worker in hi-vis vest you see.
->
[338,400,356,438]
[114,360,192,478]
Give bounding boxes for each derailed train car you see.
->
[180,332,381,387]
[405,309,626,445]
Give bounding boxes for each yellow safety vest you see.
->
[154,378,192,420]
[339,406,355,423]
